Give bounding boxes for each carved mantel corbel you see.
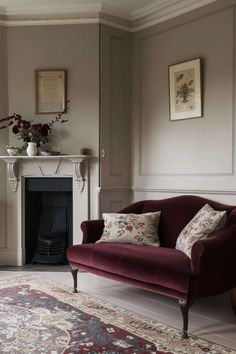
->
[0,157,18,192]
[67,156,87,193]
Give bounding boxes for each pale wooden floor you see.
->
[0,265,236,350]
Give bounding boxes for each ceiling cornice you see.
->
[100,4,130,20]
[1,18,131,32]
[4,4,101,16]
[131,0,218,31]
[5,18,100,27]
[0,3,129,18]
[131,0,177,20]
[132,0,218,21]
[0,0,219,31]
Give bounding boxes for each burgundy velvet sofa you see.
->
[67,195,236,338]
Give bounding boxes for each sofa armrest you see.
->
[191,225,236,275]
[81,219,104,244]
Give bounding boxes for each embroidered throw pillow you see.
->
[96,212,161,247]
[175,204,226,258]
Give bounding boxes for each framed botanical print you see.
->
[168,58,202,121]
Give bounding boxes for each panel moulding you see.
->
[132,187,236,195]
[109,35,123,178]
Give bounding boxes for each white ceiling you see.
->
[0,0,160,15]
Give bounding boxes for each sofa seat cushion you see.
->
[67,243,193,294]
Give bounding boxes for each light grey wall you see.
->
[7,24,100,218]
[7,24,99,156]
[132,0,236,204]
[0,26,8,248]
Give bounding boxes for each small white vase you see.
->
[26,142,37,156]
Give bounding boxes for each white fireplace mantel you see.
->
[0,154,91,266]
[0,155,89,193]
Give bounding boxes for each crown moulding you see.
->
[0,0,218,31]
[3,3,129,19]
[131,0,217,20]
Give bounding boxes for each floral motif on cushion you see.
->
[175,204,226,258]
[97,212,161,247]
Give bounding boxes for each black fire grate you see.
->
[33,207,68,264]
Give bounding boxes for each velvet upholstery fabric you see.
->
[67,195,236,306]
[67,243,192,293]
[141,196,234,248]
[81,220,104,244]
[68,261,189,300]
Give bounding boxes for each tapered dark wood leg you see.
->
[71,268,78,293]
[230,288,236,315]
[179,299,192,339]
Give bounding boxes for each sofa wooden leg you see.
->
[179,299,192,339]
[230,287,236,315]
[71,268,78,293]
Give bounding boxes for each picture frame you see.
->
[35,69,67,114]
[168,58,202,121]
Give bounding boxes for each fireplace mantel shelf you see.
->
[0,155,89,193]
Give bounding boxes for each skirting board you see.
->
[0,248,25,266]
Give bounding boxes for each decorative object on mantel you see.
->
[6,145,21,156]
[0,113,68,156]
[80,147,91,156]
[26,142,38,157]
[39,150,62,156]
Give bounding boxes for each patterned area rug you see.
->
[0,275,234,354]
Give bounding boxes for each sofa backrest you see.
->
[120,195,235,248]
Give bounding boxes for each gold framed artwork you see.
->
[35,69,67,114]
[168,58,202,121]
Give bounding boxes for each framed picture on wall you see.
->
[35,69,67,114]
[168,58,202,121]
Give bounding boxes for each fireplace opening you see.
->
[25,178,72,264]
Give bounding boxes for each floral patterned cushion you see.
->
[97,212,161,247]
[175,204,226,258]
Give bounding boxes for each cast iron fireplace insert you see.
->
[25,177,72,264]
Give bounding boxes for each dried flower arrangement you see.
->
[0,113,68,149]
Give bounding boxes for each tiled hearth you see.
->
[0,155,89,266]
